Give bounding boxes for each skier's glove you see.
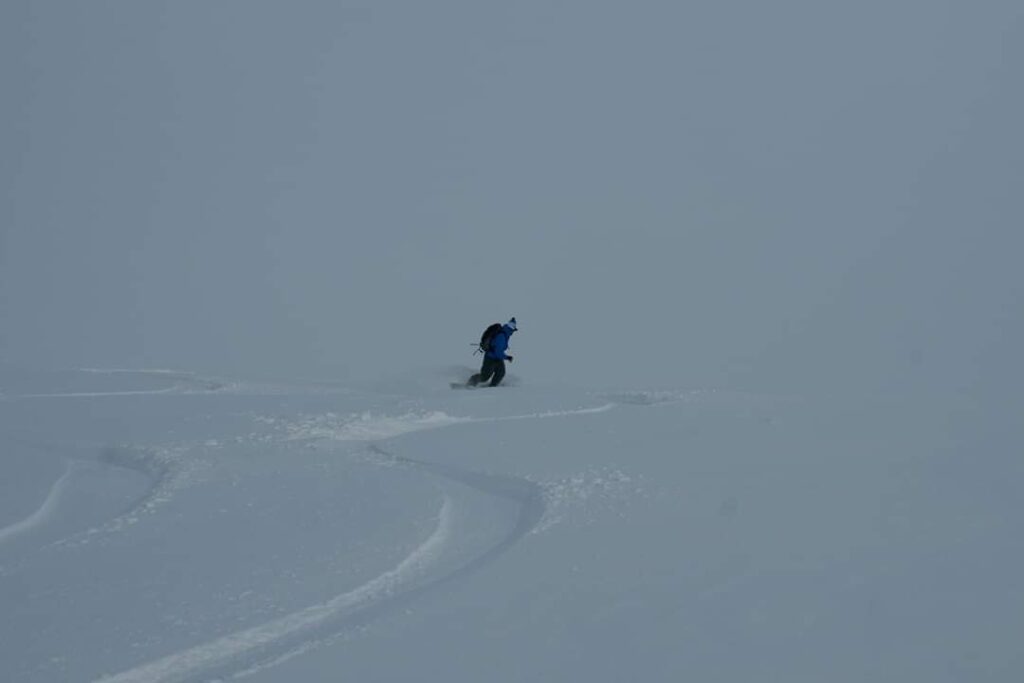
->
[506,355,514,362]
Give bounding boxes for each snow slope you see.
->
[1,368,1021,682]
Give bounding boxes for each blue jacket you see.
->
[486,325,515,360]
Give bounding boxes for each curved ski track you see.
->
[96,415,557,682]
[0,462,76,545]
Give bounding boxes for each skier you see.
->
[469,317,517,387]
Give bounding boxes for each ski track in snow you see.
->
[13,387,183,399]
[93,399,581,681]
[0,462,75,545]
[95,497,455,683]
[1,368,267,400]
[44,446,204,551]
[11,383,643,680]
[266,410,473,442]
[258,403,616,443]
[91,439,551,682]
[231,447,550,681]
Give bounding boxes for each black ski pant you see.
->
[469,357,506,387]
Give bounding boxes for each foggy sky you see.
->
[2,0,1021,395]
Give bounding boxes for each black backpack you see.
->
[477,323,503,354]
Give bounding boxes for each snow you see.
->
[98,497,455,683]
[1,368,1021,682]
[0,462,75,544]
[4,0,1022,678]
